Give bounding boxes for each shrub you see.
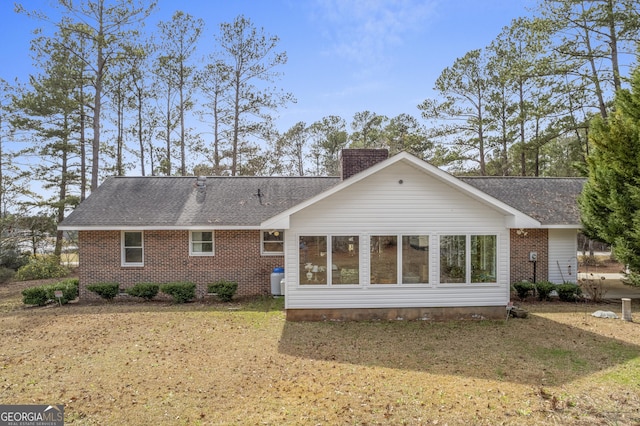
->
[0,247,29,271]
[512,281,534,300]
[22,286,49,306]
[208,279,238,302]
[21,278,79,306]
[87,282,120,300]
[160,282,196,303]
[557,283,583,302]
[15,255,69,281]
[126,283,159,300]
[0,267,14,284]
[535,281,556,301]
[45,278,79,304]
[579,276,607,302]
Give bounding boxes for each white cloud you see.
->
[312,0,438,64]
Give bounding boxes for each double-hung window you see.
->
[262,230,284,255]
[122,231,144,266]
[190,231,214,256]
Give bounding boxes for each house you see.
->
[58,149,585,320]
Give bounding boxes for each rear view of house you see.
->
[59,149,584,320]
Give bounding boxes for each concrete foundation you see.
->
[286,306,507,321]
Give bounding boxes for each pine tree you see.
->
[579,67,640,286]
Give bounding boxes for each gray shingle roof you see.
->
[460,177,586,225]
[59,176,340,229]
[59,172,586,230]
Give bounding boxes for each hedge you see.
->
[160,282,196,303]
[208,280,238,302]
[126,283,160,300]
[87,283,120,300]
[22,278,79,306]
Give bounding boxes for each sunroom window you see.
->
[331,236,359,284]
[471,235,497,282]
[440,235,466,283]
[299,236,327,284]
[402,235,429,283]
[370,236,398,284]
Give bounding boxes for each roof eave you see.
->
[57,224,263,231]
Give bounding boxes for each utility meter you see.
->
[529,251,538,262]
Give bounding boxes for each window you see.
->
[262,230,284,255]
[439,234,498,284]
[299,236,327,284]
[440,235,466,283]
[331,236,359,284]
[471,235,496,282]
[370,235,398,284]
[402,235,429,283]
[122,231,143,266]
[190,231,214,256]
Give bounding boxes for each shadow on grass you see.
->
[278,313,640,386]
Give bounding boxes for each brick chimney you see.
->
[340,149,389,180]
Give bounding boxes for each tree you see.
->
[124,42,154,176]
[1,80,35,270]
[349,111,387,148]
[0,80,32,219]
[216,15,294,176]
[12,31,82,256]
[383,113,433,158]
[419,49,493,175]
[267,121,310,176]
[579,67,640,286]
[157,11,203,176]
[537,0,640,119]
[198,59,232,175]
[16,0,157,191]
[308,116,348,176]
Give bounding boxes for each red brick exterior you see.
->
[77,230,283,300]
[78,228,550,300]
[510,228,548,284]
[340,149,389,180]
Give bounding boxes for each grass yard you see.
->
[1,280,639,425]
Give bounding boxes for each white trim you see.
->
[121,230,144,267]
[189,230,215,256]
[58,225,263,231]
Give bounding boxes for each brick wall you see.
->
[510,228,548,284]
[340,149,389,180]
[78,230,283,300]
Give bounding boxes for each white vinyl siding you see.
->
[548,229,578,283]
[283,162,512,310]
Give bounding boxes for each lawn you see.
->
[1,279,639,425]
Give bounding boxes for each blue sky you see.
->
[1,0,536,133]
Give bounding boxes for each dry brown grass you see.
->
[1,279,639,425]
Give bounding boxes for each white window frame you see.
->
[437,234,499,285]
[261,230,284,256]
[189,230,215,256]
[121,231,144,267]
